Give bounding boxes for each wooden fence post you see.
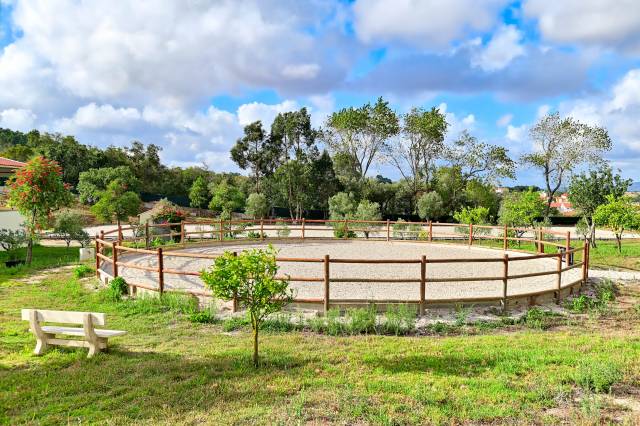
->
[260,219,264,240]
[429,221,433,242]
[468,223,473,246]
[420,255,426,316]
[145,222,150,249]
[117,221,123,241]
[565,231,571,264]
[539,228,545,253]
[324,254,330,314]
[180,221,185,244]
[218,219,223,241]
[95,234,100,278]
[503,224,508,250]
[302,218,306,240]
[112,241,119,278]
[386,219,390,241]
[157,247,164,295]
[502,254,509,313]
[556,252,562,304]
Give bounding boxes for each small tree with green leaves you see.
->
[328,192,356,238]
[498,188,546,243]
[91,179,141,232]
[201,246,293,367]
[54,211,85,248]
[593,195,640,253]
[189,176,210,212]
[0,228,29,261]
[208,180,245,218]
[6,156,73,264]
[417,191,444,221]
[353,199,381,238]
[453,206,490,241]
[245,193,269,219]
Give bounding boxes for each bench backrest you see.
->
[21,309,106,326]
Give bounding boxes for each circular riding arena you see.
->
[96,220,588,312]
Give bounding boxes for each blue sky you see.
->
[1,0,640,185]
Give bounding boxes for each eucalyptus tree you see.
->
[446,130,515,184]
[324,97,399,181]
[521,112,612,217]
[231,121,279,193]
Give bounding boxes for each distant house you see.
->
[0,157,25,193]
[540,192,575,216]
[494,187,510,194]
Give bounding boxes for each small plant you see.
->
[189,310,218,324]
[73,264,94,278]
[110,277,128,298]
[346,307,377,335]
[326,308,345,336]
[222,316,250,332]
[428,321,455,334]
[0,228,28,261]
[246,231,265,240]
[574,360,622,393]
[276,222,291,238]
[382,304,415,335]
[261,313,300,332]
[454,304,472,327]
[521,307,551,329]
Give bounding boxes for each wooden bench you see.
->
[21,309,127,358]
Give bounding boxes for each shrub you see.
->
[246,231,265,240]
[326,308,345,336]
[0,228,28,260]
[110,277,128,297]
[346,307,377,335]
[54,211,85,248]
[453,206,491,240]
[574,360,622,393]
[222,316,250,332]
[73,264,94,279]
[382,304,415,335]
[276,221,291,238]
[189,310,218,324]
[521,307,550,329]
[261,314,301,332]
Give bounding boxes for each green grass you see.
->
[0,245,82,282]
[1,272,640,424]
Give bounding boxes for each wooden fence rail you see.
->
[95,219,589,314]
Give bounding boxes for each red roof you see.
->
[0,157,26,168]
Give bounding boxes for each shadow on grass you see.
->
[0,346,309,423]
[364,353,497,377]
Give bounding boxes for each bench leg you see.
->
[33,333,53,356]
[87,343,99,358]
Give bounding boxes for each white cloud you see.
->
[558,69,640,163]
[437,102,475,139]
[536,104,550,118]
[472,25,525,71]
[523,0,640,52]
[353,0,508,49]
[236,100,300,126]
[0,0,347,113]
[496,113,513,127]
[0,108,37,131]
[506,124,526,142]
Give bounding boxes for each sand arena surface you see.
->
[105,240,582,302]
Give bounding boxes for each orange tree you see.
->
[7,156,72,265]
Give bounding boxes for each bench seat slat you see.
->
[41,326,127,338]
[21,309,106,326]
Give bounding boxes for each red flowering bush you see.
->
[7,156,72,264]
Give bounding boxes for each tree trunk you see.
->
[616,235,622,253]
[26,208,36,266]
[252,318,259,367]
[589,219,597,248]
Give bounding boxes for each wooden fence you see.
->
[94,219,589,314]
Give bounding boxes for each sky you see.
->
[1,0,640,186]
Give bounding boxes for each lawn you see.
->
[1,269,640,424]
[0,245,81,283]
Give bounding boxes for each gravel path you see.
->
[104,240,582,302]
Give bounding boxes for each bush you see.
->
[118,293,199,316]
[382,304,415,335]
[110,277,128,297]
[189,310,218,324]
[73,264,94,278]
[346,306,377,335]
[574,360,622,393]
[261,314,302,332]
[521,307,551,329]
[245,193,269,219]
[0,228,29,260]
[276,222,291,238]
[247,231,265,240]
[222,316,250,332]
[54,211,85,248]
